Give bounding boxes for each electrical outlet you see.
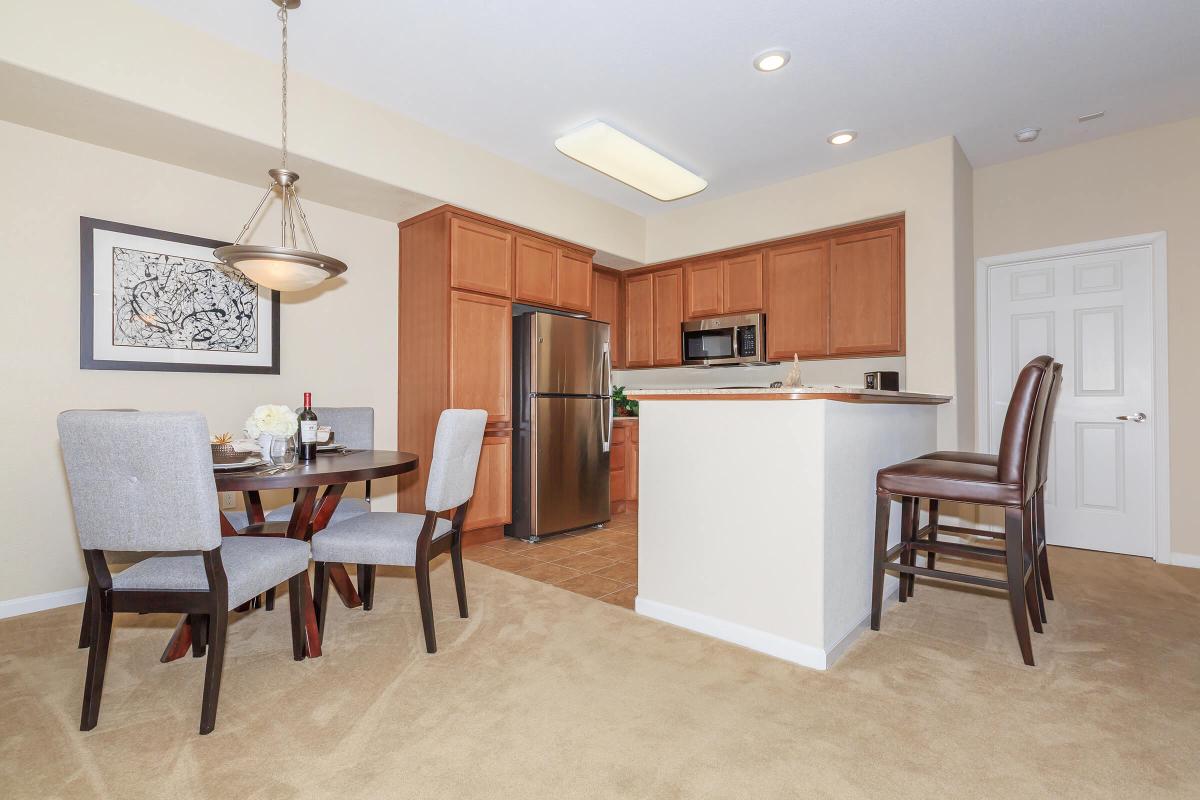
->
[220,492,237,509]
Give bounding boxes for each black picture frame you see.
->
[80,217,281,374]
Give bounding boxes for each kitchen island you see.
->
[628,386,951,670]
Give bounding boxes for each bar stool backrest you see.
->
[996,355,1054,499]
[1035,363,1063,489]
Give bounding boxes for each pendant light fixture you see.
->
[214,0,347,292]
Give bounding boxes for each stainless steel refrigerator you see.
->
[509,312,611,541]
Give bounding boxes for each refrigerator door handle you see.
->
[601,341,612,452]
[601,396,612,453]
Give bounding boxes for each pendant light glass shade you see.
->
[215,0,347,292]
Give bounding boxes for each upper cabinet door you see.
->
[829,225,903,355]
[723,251,764,314]
[556,249,593,313]
[450,290,512,424]
[450,216,513,298]
[652,267,684,366]
[625,273,655,368]
[685,260,723,319]
[592,269,621,367]
[766,241,830,360]
[514,235,557,306]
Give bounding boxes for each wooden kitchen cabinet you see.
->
[450,216,512,298]
[592,268,622,367]
[609,419,638,513]
[829,225,903,355]
[463,431,512,531]
[514,235,557,306]
[449,290,511,425]
[556,249,593,312]
[624,273,655,367]
[685,259,723,318]
[652,267,684,365]
[722,251,764,314]
[766,241,830,360]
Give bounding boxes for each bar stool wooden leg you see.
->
[1004,507,1035,666]
[1036,490,1055,601]
[1022,500,1044,634]
[926,499,940,572]
[900,496,917,599]
[870,493,891,630]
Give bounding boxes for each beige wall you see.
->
[0,120,400,604]
[974,116,1200,558]
[646,137,971,449]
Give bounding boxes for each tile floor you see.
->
[463,510,638,608]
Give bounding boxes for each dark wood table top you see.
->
[214,449,419,491]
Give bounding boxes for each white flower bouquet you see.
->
[245,404,299,439]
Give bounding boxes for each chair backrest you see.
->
[424,409,488,513]
[1036,363,1063,488]
[313,406,373,450]
[996,355,1054,497]
[58,410,222,552]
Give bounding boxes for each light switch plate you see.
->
[220,492,237,509]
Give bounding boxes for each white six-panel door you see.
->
[984,244,1156,556]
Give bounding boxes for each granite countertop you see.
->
[625,386,951,405]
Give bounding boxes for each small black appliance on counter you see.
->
[863,371,899,391]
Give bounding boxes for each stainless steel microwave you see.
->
[681,313,768,366]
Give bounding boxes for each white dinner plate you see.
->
[213,456,267,471]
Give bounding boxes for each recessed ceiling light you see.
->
[753,50,791,72]
[1015,127,1041,143]
[1078,111,1105,123]
[554,121,707,202]
[826,130,857,145]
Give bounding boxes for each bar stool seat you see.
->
[918,450,997,466]
[877,459,1020,505]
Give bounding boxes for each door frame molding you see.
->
[974,232,1171,562]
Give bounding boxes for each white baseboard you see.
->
[0,586,87,620]
[1169,552,1200,569]
[635,592,897,671]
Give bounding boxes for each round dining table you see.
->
[160,449,419,662]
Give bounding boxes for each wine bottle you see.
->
[298,392,318,462]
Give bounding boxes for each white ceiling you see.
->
[131,0,1200,216]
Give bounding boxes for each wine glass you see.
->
[268,434,298,469]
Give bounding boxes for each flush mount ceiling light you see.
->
[214,0,347,292]
[554,121,707,202]
[1014,127,1041,143]
[826,130,858,145]
[753,49,791,72]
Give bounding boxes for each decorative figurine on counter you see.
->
[783,354,803,388]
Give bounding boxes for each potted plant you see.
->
[612,385,639,417]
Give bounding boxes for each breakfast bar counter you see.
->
[627,386,950,670]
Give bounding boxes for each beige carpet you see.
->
[1,547,1198,799]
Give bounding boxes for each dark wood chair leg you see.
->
[287,575,306,661]
[1004,507,1035,666]
[898,496,915,601]
[926,499,940,573]
[870,493,890,631]
[80,590,113,731]
[198,606,227,735]
[451,531,469,618]
[313,562,330,636]
[265,588,276,611]
[1022,500,1044,633]
[415,553,437,654]
[78,586,94,649]
[1036,490,1055,601]
[358,564,376,611]
[190,614,208,658]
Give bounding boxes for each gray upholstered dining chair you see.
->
[59,410,312,734]
[310,408,487,654]
[224,406,376,530]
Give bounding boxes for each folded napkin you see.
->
[231,438,262,453]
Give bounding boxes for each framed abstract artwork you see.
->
[80,217,280,373]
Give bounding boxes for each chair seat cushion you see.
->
[920,450,999,466]
[111,536,310,609]
[877,458,1021,506]
[310,512,452,567]
[266,497,371,524]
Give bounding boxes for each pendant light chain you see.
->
[279,5,288,168]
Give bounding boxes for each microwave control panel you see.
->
[735,325,758,358]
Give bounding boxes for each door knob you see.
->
[1116,412,1147,422]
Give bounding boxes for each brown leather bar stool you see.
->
[919,362,1062,624]
[870,355,1054,666]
